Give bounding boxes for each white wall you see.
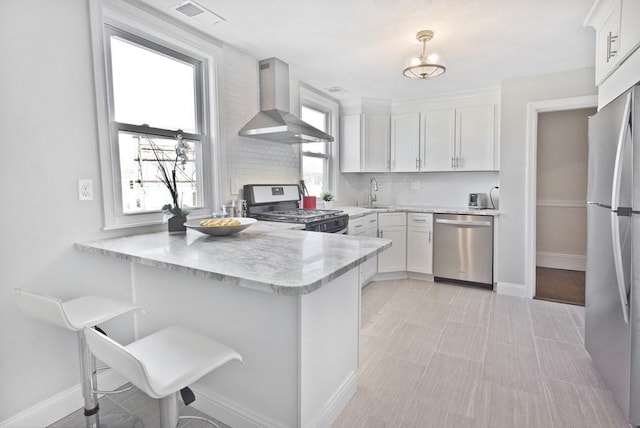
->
[0,1,145,422]
[498,68,596,289]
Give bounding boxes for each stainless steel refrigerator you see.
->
[586,85,639,426]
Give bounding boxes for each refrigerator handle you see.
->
[611,211,630,323]
[611,92,632,212]
[609,92,632,324]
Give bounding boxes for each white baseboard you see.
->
[496,281,532,298]
[0,370,128,428]
[191,371,357,428]
[189,385,286,428]
[309,371,357,428]
[536,252,585,271]
[370,271,408,282]
[407,272,434,282]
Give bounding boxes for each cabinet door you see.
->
[363,114,390,172]
[456,105,495,171]
[620,0,640,61]
[595,0,622,84]
[422,109,456,171]
[378,226,407,272]
[391,113,420,172]
[340,114,362,172]
[407,227,433,274]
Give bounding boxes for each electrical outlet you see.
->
[78,179,93,201]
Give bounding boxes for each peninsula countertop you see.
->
[75,221,391,296]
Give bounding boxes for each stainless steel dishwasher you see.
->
[433,213,494,288]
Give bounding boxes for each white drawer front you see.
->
[408,213,433,228]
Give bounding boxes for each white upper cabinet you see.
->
[339,113,390,173]
[422,105,496,172]
[422,109,456,171]
[586,0,622,85]
[390,113,421,172]
[341,96,498,173]
[363,114,390,172]
[585,0,640,86]
[455,105,496,171]
[340,114,362,172]
[619,0,640,59]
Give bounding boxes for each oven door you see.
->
[306,216,349,233]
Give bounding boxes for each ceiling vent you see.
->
[324,87,349,96]
[172,1,226,26]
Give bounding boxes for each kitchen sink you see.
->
[362,205,395,210]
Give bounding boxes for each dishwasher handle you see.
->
[435,218,492,227]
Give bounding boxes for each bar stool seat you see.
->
[15,291,144,331]
[15,289,145,428]
[84,325,242,428]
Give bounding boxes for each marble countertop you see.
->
[75,221,391,296]
[339,205,499,219]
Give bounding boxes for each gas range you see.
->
[243,184,349,233]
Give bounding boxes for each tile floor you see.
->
[49,384,230,428]
[51,278,627,428]
[333,278,628,428]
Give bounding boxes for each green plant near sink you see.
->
[320,191,334,208]
[320,191,334,202]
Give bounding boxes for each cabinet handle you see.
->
[368,219,377,223]
[354,224,363,228]
[456,157,461,169]
[416,158,420,170]
[380,230,384,238]
[607,31,618,62]
[451,157,454,168]
[413,219,427,222]
[429,230,432,243]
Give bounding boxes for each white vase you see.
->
[323,201,333,209]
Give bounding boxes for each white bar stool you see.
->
[14,289,146,428]
[83,325,243,428]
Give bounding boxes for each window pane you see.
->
[301,106,327,154]
[301,106,326,131]
[302,156,326,197]
[118,132,201,214]
[111,36,197,133]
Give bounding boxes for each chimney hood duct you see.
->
[239,58,334,144]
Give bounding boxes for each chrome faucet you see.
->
[368,178,378,206]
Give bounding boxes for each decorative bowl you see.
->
[184,217,257,236]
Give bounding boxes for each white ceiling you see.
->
[136,0,596,101]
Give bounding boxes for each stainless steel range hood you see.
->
[239,58,334,144]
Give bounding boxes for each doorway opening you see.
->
[535,108,596,305]
[523,95,598,301]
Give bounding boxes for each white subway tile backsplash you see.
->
[221,47,300,202]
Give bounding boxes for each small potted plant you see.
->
[148,133,192,234]
[320,191,334,209]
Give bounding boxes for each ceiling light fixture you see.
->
[403,30,446,79]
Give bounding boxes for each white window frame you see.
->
[299,85,339,199]
[89,0,222,229]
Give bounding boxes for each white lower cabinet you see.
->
[349,213,378,284]
[377,212,407,273]
[406,213,433,274]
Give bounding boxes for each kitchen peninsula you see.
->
[75,222,391,428]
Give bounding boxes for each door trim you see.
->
[524,95,598,299]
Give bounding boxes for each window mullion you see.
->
[115,122,202,141]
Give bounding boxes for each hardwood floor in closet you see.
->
[535,267,585,306]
